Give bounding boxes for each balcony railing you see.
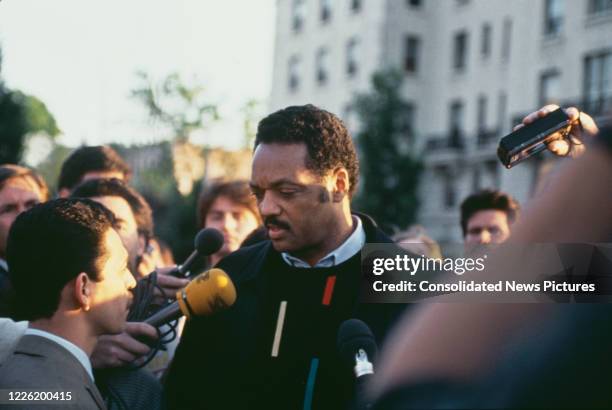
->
[424,131,465,152]
[476,129,500,147]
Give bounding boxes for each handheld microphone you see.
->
[337,319,378,410]
[144,268,236,327]
[171,228,224,278]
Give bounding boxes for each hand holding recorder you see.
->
[498,105,599,168]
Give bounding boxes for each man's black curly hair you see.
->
[255,104,359,197]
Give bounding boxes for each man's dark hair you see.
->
[7,198,116,321]
[0,164,49,201]
[460,189,521,236]
[58,145,131,192]
[71,178,153,242]
[197,179,261,228]
[255,104,359,197]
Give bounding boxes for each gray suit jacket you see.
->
[0,334,106,409]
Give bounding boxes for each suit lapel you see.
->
[85,383,106,410]
[16,335,107,409]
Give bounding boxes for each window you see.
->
[477,95,487,134]
[351,0,362,13]
[449,101,465,147]
[407,0,422,7]
[501,18,512,61]
[472,165,481,191]
[346,38,359,77]
[544,0,564,36]
[486,160,499,188]
[438,167,456,209]
[539,70,561,105]
[292,0,306,32]
[405,103,416,138]
[396,103,417,141]
[288,56,301,92]
[316,48,329,85]
[497,92,507,131]
[481,23,492,58]
[403,36,420,73]
[453,31,468,71]
[584,51,612,113]
[588,0,612,14]
[320,0,332,23]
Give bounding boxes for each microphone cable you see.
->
[125,270,180,370]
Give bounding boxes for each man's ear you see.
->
[331,167,350,202]
[74,272,92,312]
[137,234,147,257]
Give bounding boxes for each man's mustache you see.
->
[264,217,291,230]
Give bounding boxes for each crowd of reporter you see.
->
[0,103,609,409]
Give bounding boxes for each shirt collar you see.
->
[0,258,7,271]
[281,216,366,268]
[24,328,94,381]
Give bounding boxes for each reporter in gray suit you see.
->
[0,198,137,409]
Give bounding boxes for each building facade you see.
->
[270,0,612,242]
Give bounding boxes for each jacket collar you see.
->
[231,212,390,286]
[14,335,106,409]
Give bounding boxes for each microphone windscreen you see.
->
[176,268,236,319]
[194,228,225,256]
[337,319,378,367]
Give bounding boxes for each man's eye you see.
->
[0,206,15,215]
[279,190,296,197]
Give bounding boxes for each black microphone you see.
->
[144,268,236,327]
[337,319,378,410]
[171,228,224,278]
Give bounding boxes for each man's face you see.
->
[205,196,259,257]
[250,143,340,262]
[87,228,136,335]
[90,196,140,275]
[0,177,43,258]
[464,209,511,253]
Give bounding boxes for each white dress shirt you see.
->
[281,216,366,268]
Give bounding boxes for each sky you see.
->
[0,0,276,153]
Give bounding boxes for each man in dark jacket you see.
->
[165,105,405,409]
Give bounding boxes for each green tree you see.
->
[353,69,421,232]
[0,88,27,164]
[131,71,219,142]
[241,99,262,149]
[35,143,72,193]
[0,48,60,164]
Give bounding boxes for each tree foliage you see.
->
[0,47,60,164]
[131,71,219,142]
[240,98,262,149]
[353,69,421,233]
[0,88,27,164]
